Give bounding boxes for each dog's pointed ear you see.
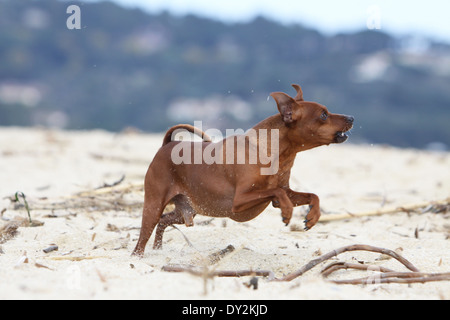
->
[291,84,304,101]
[270,92,297,124]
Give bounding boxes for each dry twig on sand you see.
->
[94,174,126,190]
[45,255,110,261]
[162,265,274,279]
[320,198,450,222]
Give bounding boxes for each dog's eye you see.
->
[320,112,328,121]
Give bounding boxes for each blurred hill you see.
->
[1,0,449,149]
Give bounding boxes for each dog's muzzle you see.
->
[335,116,354,143]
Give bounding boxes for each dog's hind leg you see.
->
[153,194,197,250]
[132,193,166,257]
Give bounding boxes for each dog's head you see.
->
[271,84,354,150]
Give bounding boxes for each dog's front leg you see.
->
[286,190,320,230]
[232,188,293,225]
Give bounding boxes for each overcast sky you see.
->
[104,0,450,43]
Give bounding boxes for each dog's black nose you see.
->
[346,116,354,124]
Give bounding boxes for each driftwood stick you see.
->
[320,198,449,222]
[329,272,450,285]
[320,261,395,277]
[45,255,110,261]
[276,244,419,282]
[162,264,274,279]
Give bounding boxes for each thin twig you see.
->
[95,174,126,190]
[162,264,274,279]
[320,198,450,222]
[45,255,110,261]
[320,261,395,277]
[329,272,450,285]
[170,225,195,248]
[76,183,143,197]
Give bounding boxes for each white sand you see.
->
[0,127,449,300]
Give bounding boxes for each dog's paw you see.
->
[304,205,321,231]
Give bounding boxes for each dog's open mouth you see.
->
[335,131,349,143]
[334,115,354,143]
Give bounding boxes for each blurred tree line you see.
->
[0,0,449,149]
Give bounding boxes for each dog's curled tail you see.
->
[162,124,212,146]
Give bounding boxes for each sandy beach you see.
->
[0,127,449,300]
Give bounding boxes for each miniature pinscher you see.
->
[132,84,353,256]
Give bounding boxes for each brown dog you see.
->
[132,84,353,256]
